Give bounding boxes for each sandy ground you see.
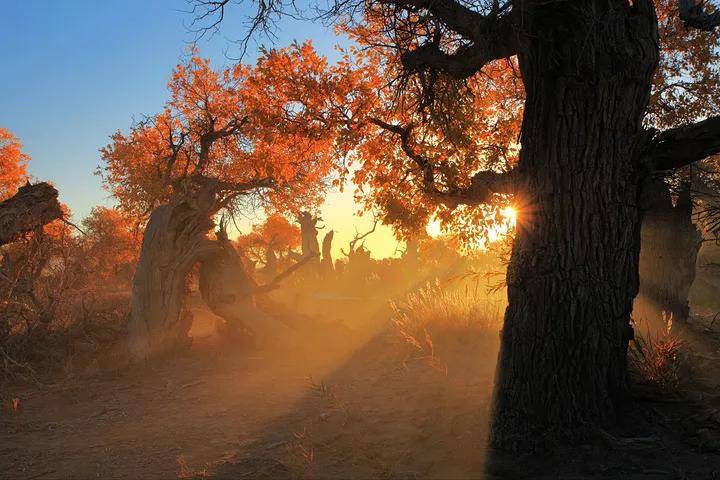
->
[2,304,720,479]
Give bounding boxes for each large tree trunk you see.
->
[126,184,220,361]
[0,183,63,246]
[491,3,659,449]
[636,180,701,329]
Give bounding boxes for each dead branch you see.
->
[253,253,318,295]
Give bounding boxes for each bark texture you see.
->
[126,184,220,361]
[637,180,701,327]
[0,183,63,246]
[491,2,659,449]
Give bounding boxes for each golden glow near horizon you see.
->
[229,186,517,260]
[426,206,517,250]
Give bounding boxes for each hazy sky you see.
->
[1,0,402,258]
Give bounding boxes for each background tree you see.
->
[635,0,720,329]
[101,43,373,360]
[80,206,141,287]
[237,213,301,274]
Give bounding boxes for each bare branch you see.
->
[252,253,317,294]
[678,0,720,31]
[342,216,379,257]
[378,0,489,40]
[648,115,720,171]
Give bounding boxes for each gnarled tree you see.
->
[101,44,367,361]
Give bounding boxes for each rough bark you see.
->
[126,183,220,361]
[491,2,660,449]
[636,180,701,328]
[0,183,63,247]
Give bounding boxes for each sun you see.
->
[425,205,517,248]
[502,206,517,224]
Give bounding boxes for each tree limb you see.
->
[399,4,518,79]
[253,253,318,295]
[380,0,490,40]
[678,0,720,31]
[370,117,514,206]
[648,115,720,171]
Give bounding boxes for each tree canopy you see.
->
[0,127,29,201]
[99,42,377,221]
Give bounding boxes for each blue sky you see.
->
[1,0,340,215]
[0,1,401,256]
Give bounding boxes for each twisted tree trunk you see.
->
[491,2,659,449]
[126,183,220,361]
[199,230,291,346]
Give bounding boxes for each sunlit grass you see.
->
[390,280,503,368]
[629,313,684,392]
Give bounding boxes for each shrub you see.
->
[629,313,684,391]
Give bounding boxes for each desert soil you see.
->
[2,305,720,479]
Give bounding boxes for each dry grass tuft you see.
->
[629,313,684,392]
[287,427,316,479]
[176,455,209,479]
[390,279,502,370]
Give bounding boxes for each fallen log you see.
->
[0,182,63,246]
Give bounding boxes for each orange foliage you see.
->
[0,128,29,201]
[649,0,720,129]
[81,206,141,282]
[99,42,375,219]
[237,213,301,265]
[332,15,524,245]
[330,0,720,245]
[254,214,301,251]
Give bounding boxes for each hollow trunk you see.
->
[199,232,291,346]
[126,186,219,361]
[636,180,701,328]
[491,2,659,449]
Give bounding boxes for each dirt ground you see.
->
[2,301,720,479]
